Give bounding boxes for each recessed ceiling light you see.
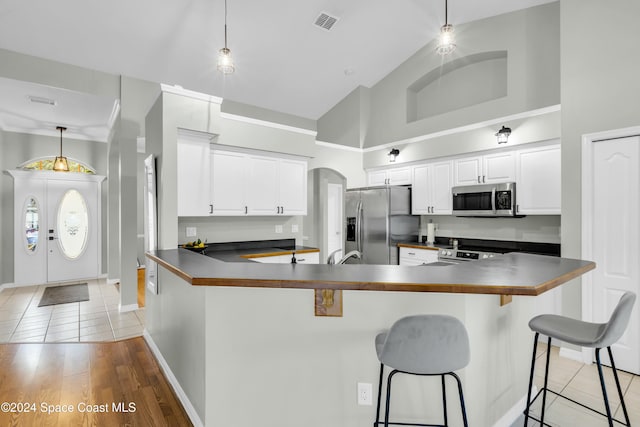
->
[28,95,57,106]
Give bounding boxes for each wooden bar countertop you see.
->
[146,249,595,297]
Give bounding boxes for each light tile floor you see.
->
[515,342,640,426]
[0,279,144,343]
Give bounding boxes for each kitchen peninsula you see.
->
[144,249,594,427]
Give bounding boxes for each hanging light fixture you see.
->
[53,126,70,172]
[217,0,235,74]
[495,126,512,144]
[436,0,456,55]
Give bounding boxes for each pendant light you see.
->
[436,0,456,55]
[53,126,70,172]
[217,0,235,74]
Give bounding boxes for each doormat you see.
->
[38,283,89,307]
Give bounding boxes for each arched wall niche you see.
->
[407,51,508,123]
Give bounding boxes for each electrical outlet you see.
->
[357,382,373,406]
[186,227,197,237]
[291,224,299,233]
[275,225,283,234]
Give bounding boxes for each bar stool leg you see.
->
[384,370,398,427]
[607,346,631,426]
[441,374,448,426]
[539,336,552,425]
[523,332,539,427]
[449,372,468,427]
[595,348,614,427]
[374,363,384,427]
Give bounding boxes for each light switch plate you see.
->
[291,224,299,233]
[186,227,197,237]
[275,225,283,234]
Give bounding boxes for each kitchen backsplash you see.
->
[178,216,304,245]
[422,215,561,244]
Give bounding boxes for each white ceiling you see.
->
[0,0,555,138]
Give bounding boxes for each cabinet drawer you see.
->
[399,247,438,263]
[294,252,320,264]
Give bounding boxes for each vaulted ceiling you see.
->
[0,0,555,139]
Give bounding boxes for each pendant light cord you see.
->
[445,0,448,25]
[224,0,228,49]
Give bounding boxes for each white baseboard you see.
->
[143,330,204,427]
[119,303,139,313]
[492,387,537,427]
[560,346,589,364]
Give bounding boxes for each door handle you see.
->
[280,206,284,214]
[477,176,481,183]
[245,206,248,214]
[483,175,486,183]
[209,204,213,214]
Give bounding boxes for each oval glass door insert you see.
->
[24,197,39,253]
[57,189,89,259]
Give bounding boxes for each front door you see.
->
[590,135,640,374]
[47,179,100,282]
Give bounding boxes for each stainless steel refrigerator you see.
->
[345,186,418,265]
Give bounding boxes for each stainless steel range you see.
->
[438,248,507,262]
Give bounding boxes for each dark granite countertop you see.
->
[147,249,595,297]
[180,238,319,262]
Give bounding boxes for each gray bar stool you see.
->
[523,291,636,427]
[374,314,470,427]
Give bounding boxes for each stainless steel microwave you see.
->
[452,182,517,217]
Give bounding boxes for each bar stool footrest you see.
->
[524,387,630,426]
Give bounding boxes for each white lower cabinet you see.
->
[251,251,319,264]
[399,247,439,266]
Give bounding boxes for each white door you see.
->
[327,183,343,261]
[590,135,639,374]
[47,179,100,282]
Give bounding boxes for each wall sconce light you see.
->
[388,148,400,162]
[495,126,511,144]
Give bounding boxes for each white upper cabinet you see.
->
[211,150,248,215]
[246,155,279,215]
[515,144,561,215]
[412,161,452,215]
[277,158,308,215]
[454,151,516,186]
[177,133,212,216]
[367,166,412,186]
[210,150,307,216]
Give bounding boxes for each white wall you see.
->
[560,0,640,320]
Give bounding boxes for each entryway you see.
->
[7,170,105,286]
[582,128,640,375]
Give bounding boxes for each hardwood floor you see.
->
[0,337,192,426]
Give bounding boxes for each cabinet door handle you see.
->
[245,206,248,214]
[408,252,416,256]
[209,204,213,214]
[516,204,519,213]
[281,206,284,214]
[483,175,486,183]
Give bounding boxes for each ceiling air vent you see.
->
[28,95,57,106]
[314,12,339,31]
